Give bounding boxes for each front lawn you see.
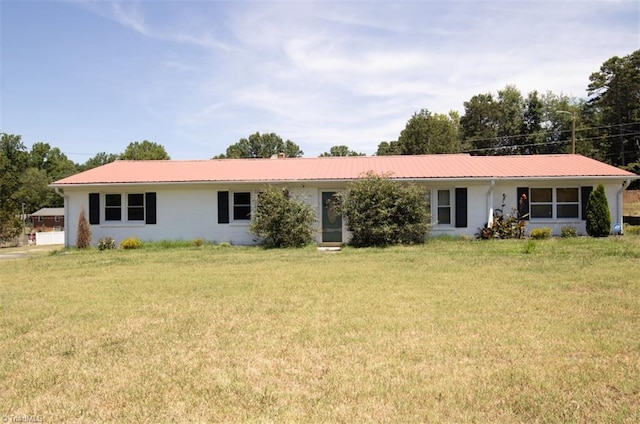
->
[1,238,639,422]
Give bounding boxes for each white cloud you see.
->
[68,0,639,158]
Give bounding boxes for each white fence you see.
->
[35,231,65,246]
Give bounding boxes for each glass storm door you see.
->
[322,192,342,243]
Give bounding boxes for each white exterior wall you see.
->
[63,184,325,247]
[60,178,630,247]
[488,179,625,236]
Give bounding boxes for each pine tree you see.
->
[586,184,611,237]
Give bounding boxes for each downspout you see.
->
[486,179,496,226]
[54,187,69,247]
[616,180,630,235]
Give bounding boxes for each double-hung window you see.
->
[105,193,145,222]
[530,188,579,219]
[127,194,145,221]
[437,190,451,225]
[556,188,579,218]
[233,192,251,221]
[105,194,122,221]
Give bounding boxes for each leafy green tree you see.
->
[586,184,612,237]
[249,185,316,248]
[14,168,52,213]
[120,140,170,160]
[376,140,401,156]
[27,142,76,207]
[78,152,119,171]
[587,50,640,166]
[336,172,430,247]
[460,93,500,154]
[397,109,461,155]
[215,132,303,159]
[320,145,365,157]
[0,133,29,241]
[495,85,525,152]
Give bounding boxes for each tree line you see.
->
[1,50,638,241]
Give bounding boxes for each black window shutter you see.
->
[517,187,530,220]
[89,193,100,225]
[145,192,157,224]
[455,188,468,228]
[581,186,593,221]
[218,191,229,224]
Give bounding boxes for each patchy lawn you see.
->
[1,238,639,422]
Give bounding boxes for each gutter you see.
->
[54,187,70,248]
[617,179,631,235]
[487,179,496,226]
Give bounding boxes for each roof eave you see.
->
[49,174,637,188]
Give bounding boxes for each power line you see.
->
[462,131,640,154]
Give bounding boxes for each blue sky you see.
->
[1,0,638,161]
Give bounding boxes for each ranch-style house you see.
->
[51,154,638,247]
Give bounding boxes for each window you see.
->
[530,188,552,219]
[127,194,145,221]
[38,216,44,222]
[90,192,156,225]
[233,192,251,220]
[530,188,579,219]
[105,194,122,221]
[556,188,579,218]
[55,216,60,222]
[437,190,451,225]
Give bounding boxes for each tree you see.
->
[376,140,401,156]
[120,140,170,160]
[586,184,612,237]
[215,132,303,159]
[78,152,119,171]
[495,85,525,153]
[0,133,29,241]
[460,93,500,154]
[397,109,461,155]
[249,185,316,248]
[587,50,640,166]
[320,145,365,157]
[27,142,76,207]
[336,172,430,247]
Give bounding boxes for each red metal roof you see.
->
[51,154,637,186]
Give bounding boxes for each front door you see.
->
[322,192,342,243]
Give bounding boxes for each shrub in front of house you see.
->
[336,172,430,247]
[560,226,578,238]
[623,224,640,235]
[191,238,205,247]
[249,185,316,248]
[76,208,91,249]
[530,227,552,239]
[586,184,612,237]
[120,237,142,250]
[98,237,116,250]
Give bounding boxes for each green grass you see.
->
[2,237,640,422]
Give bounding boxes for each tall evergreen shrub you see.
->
[76,208,92,248]
[586,184,612,237]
